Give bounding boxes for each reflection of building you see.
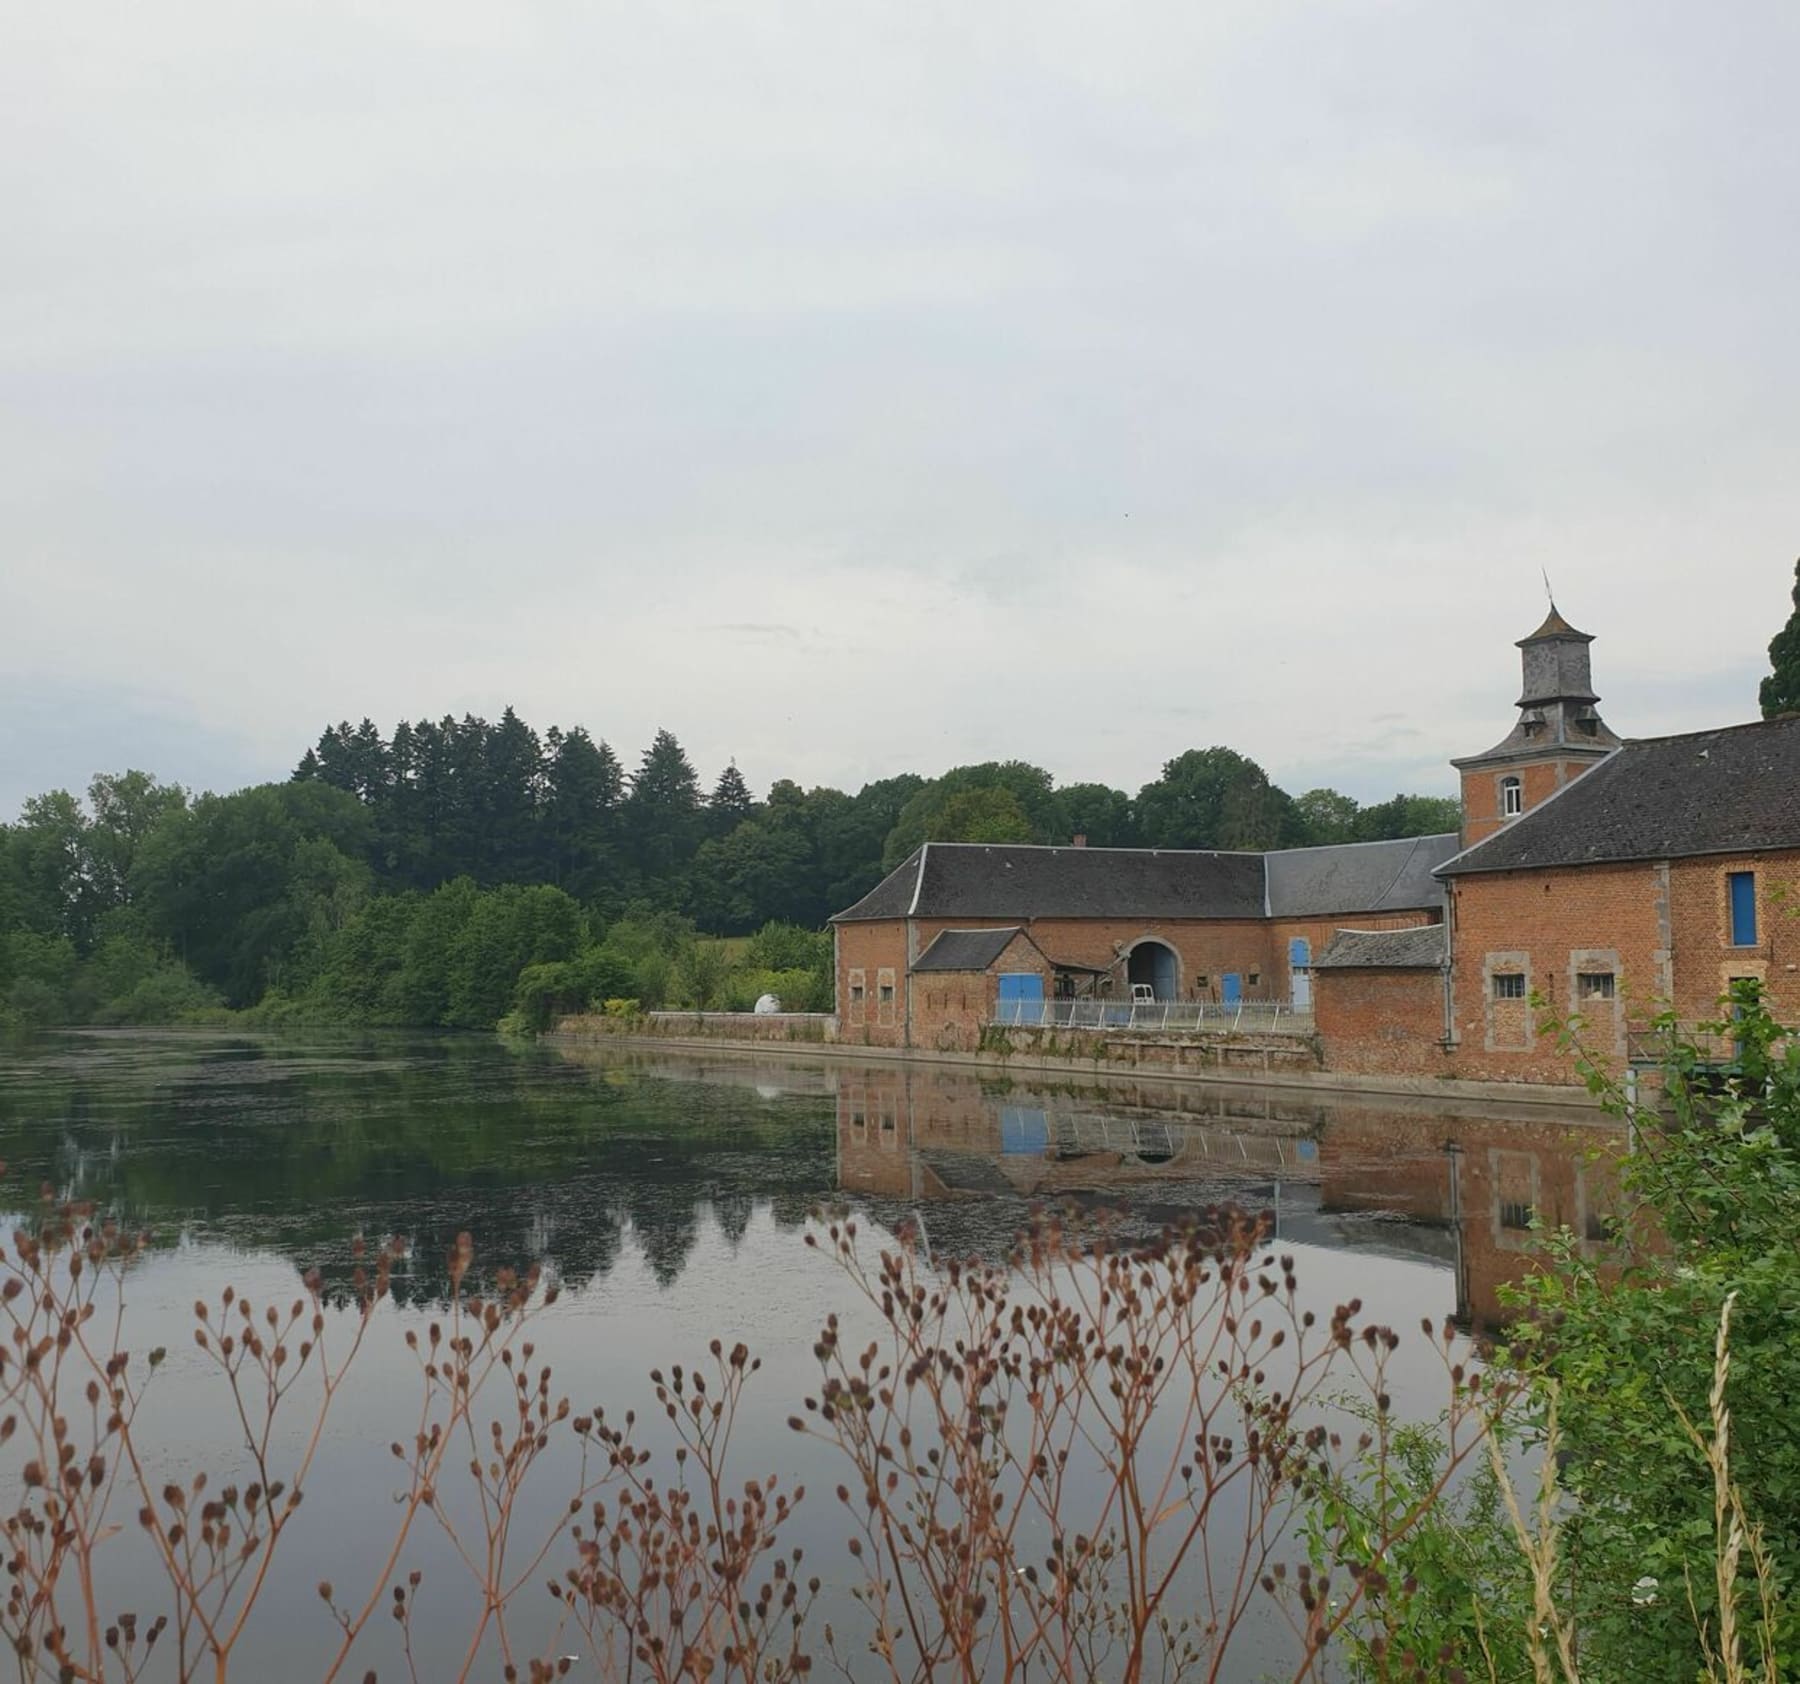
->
[836,1062,1627,1333]
[1314,1103,1626,1329]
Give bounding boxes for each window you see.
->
[1728,871,1758,946]
[879,982,895,1005]
[1248,971,1260,987]
[1499,1199,1535,1233]
[848,968,866,1027]
[1492,973,1527,1000]
[876,968,897,1027]
[1576,972,1616,1001]
[1500,776,1523,818]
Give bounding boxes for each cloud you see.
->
[1,0,1794,811]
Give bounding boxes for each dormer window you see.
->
[1500,776,1523,818]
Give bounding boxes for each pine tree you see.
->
[544,726,624,897]
[709,761,755,835]
[626,729,703,877]
[1761,559,1800,718]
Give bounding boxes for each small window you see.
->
[879,982,894,1005]
[1248,971,1260,987]
[1575,716,1599,737]
[1499,1200,1534,1233]
[1577,972,1615,1001]
[1195,973,1210,988]
[1500,776,1523,818]
[1492,973,1527,1000]
[1728,871,1758,946]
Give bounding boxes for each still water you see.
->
[0,1030,1623,1681]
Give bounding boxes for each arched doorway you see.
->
[1126,939,1179,1001]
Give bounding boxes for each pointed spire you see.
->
[1518,603,1592,645]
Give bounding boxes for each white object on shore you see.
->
[753,993,782,1014]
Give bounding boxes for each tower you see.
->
[1451,605,1621,846]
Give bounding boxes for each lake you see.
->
[0,1030,1623,1681]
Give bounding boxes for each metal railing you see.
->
[989,998,1313,1035]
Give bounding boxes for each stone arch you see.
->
[1125,938,1180,1001]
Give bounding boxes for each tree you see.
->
[708,762,755,835]
[930,787,1035,844]
[882,762,1060,868]
[130,782,373,1006]
[1353,793,1462,841]
[1052,782,1135,848]
[1760,557,1800,718]
[482,706,544,882]
[625,730,704,879]
[543,727,624,901]
[1293,788,1360,846]
[1133,748,1300,850]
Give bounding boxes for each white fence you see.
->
[989,999,1313,1035]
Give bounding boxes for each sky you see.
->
[4,1,1797,820]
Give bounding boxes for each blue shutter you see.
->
[1729,872,1758,946]
[1288,937,1311,967]
[1221,973,1242,1005]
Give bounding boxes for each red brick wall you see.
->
[1664,851,1800,1022]
[835,921,911,1047]
[1444,861,1661,1083]
[1460,756,1600,847]
[1313,969,1448,1076]
[910,931,1052,1052]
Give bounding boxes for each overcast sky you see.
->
[4,1,1797,820]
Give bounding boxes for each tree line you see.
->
[0,713,1459,1029]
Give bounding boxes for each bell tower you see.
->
[1452,605,1621,847]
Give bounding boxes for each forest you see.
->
[0,710,1459,1031]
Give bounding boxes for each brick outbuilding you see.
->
[831,834,1454,1052]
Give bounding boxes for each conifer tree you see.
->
[709,761,754,834]
[1760,558,1800,718]
[627,729,703,876]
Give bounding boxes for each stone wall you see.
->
[557,1011,835,1044]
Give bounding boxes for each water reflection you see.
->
[0,1030,1627,1330]
[824,1061,1624,1331]
[0,1031,1630,1680]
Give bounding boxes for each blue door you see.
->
[1221,972,1242,1005]
[996,972,1044,1025]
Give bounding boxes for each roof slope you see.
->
[1315,925,1448,970]
[833,843,1266,922]
[1265,834,1457,917]
[1438,717,1800,876]
[912,927,1028,973]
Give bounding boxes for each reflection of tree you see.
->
[710,1192,755,1248]
[0,1033,834,1303]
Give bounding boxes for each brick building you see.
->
[1315,608,1800,1086]
[831,831,1456,1051]
[831,602,1800,1088]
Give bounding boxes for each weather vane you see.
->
[1541,567,1555,605]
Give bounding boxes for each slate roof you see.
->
[832,843,1267,922]
[1264,834,1456,918]
[911,927,1028,973]
[1314,925,1449,970]
[1438,717,1800,876]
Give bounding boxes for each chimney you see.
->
[1071,834,1088,848]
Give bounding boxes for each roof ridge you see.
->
[1266,831,1458,858]
[1620,715,1797,747]
[918,840,1267,858]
